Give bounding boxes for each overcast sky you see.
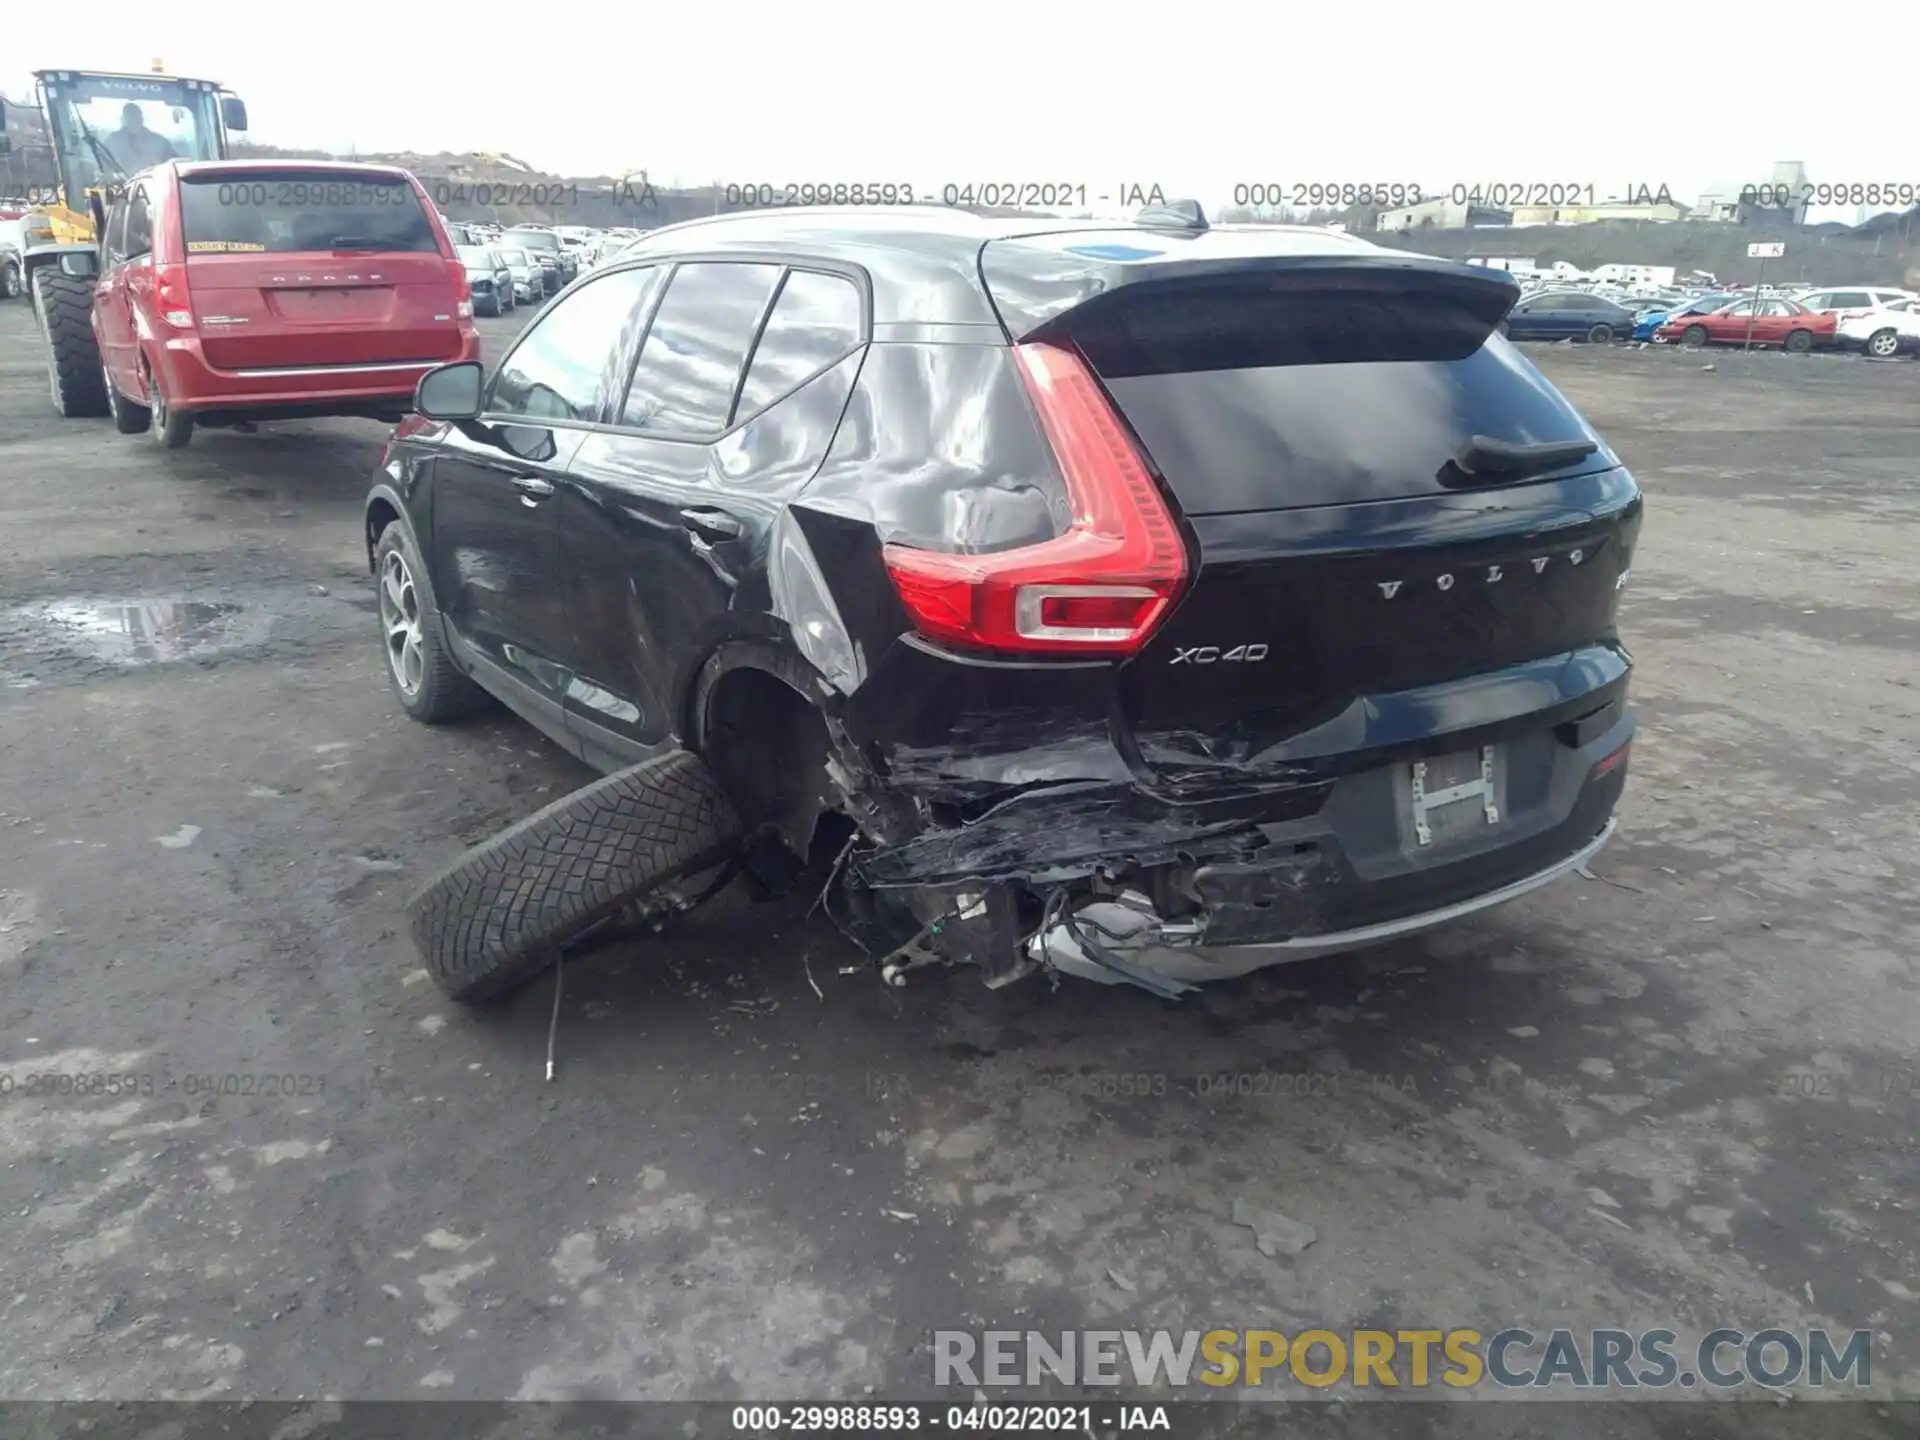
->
[7,0,1911,221]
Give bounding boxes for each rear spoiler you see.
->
[981,236,1521,343]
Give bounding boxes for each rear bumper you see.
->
[154,328,482,413]
[852,648,1635,960]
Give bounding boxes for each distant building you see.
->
[1376,196,1511,232]
[1691,161,1810,224]
[1591,263,1677,288]
[1509,200,1687,226]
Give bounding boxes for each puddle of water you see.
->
[0,597,276,675]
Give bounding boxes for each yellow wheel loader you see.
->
[0,68,247,416]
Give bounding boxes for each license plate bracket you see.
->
[1407,746,1502,848]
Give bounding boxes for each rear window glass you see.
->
[179,174,437,254]
[513,231,560,251]
[1076,281,1605,514]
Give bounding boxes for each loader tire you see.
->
[34,268,110,418]
[407,749,741,1003]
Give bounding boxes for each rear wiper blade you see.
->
[1440,434,1599,486]
[328,236,381,249]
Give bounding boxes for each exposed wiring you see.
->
[545,952,563,1082]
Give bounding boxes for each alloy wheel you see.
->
[380,549,426,698]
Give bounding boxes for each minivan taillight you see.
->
[451,259,473,319]
[154,263,194,329]
[881,342,1188,656]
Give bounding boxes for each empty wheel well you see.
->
[698,665,839,861]
[365,499,402,571]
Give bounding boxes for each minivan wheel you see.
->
[148,377,195,448]
[1783,329,1814,354]
[105,363,151,434]
[405,749,743,1004]
[1586,323,1614,344]
[374,522,495,723]
[1866,328,1901,359]
[1682,325,1709,349]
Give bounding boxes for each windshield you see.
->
[456,246,497,266]
[499,248,529,265]
[513,230,560,251]
[43,74,223,204]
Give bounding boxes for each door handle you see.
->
[678,506,742,539]
[512,475,554,499]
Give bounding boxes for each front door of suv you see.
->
[426,265,662,725]
[558,260,868,762]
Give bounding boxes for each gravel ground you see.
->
[0,302,1915,1434]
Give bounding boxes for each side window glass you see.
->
[732,270,864,421]
[620,262,783,436]
[103,200,129,264]
[491,266,663,423]
[124,185,154,258]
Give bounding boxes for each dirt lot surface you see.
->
[0,303,1915,1433]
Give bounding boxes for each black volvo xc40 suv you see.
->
[365,204,1639,999]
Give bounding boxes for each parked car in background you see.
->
[496,246,545,305]
[90,159,480,448]
[1837,298,1920,358]
[1634,291,1739,342]
[1500,290,1638,343]
[508,226,575,294]
[456,244,515,316]
[1793,287,1918,324]
[1655,297,1836,352]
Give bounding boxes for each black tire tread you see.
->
[407,750,741,1003]
[35,269,109,417]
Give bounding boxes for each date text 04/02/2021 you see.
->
[718,183,1169,210]
[1229,182,1679,209]
[728,1404,1171,1432]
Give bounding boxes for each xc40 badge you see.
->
[1170,645,1269,665]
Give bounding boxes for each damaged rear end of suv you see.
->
[382,206,1638,1002]
[789,216,1638,997]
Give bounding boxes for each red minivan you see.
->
[92,160,480,447]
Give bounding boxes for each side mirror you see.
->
[415,361,484,420]
[59,251,99,278]
[221,96,249,133]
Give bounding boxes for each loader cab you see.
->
[24,70,246,220]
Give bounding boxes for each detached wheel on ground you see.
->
[1866,328,1901,359]
[33,268,110,417]
[407,750,742,1003]
[1586,323,1615,344]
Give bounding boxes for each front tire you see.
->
[1682,325,1709,350]
[406,750,742,1003]
[373,522,495,723]
[33,268,110,418]
[1866,328,1901,359]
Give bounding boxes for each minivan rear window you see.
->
[179,173,439,255]
[1070,278,1609,514]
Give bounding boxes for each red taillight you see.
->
[1590,741,1631,779]
[154,263,194,329]
[881,342,1188,656]
[451,261,473,320]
